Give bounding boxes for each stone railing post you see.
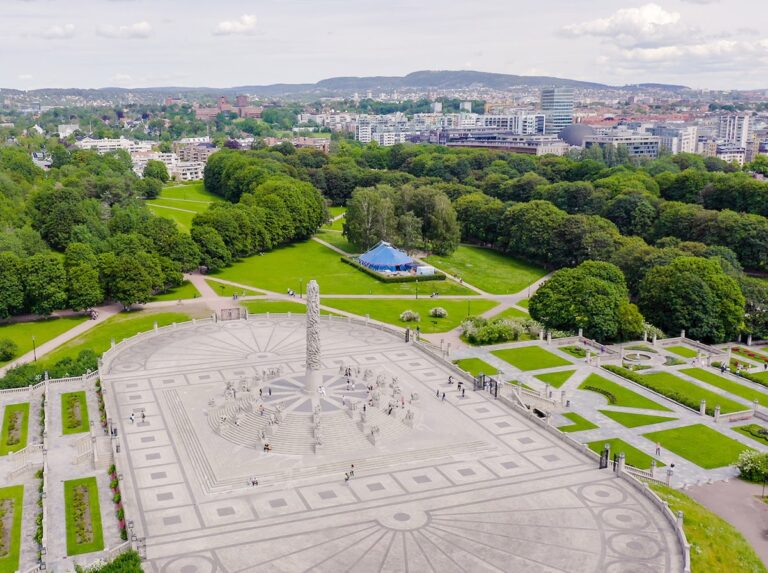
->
[616,452,626,475]
[714,405,721,422]
[699,400,706,416]
[650,460,656,478]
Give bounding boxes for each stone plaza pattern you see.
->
[102,316,685,572]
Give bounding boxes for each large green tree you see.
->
[23,253,67,315]
[0,252,25,319]
[638,257,745,343]
[143,160,169,183]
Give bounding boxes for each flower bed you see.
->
[732,347,768,365]
[95,380,108,435]
[64,477,104,555]
[61,391,89,435]
[0,485,24,572]
[108,464,128,541]
[0,403,29,456]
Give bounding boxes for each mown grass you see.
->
[491,346,571,371]
[243,300,336,316]
[665,345,698,358]
[150,280,201,302]
[578,374,671,411]
[558,412,598,433]
[638,371,747,414]
[598,410,677,428]
[0,403,29,455]
[146,204,197,233]
[733,424,768,447]
[681,367,768,408]
[0,485,24,573]
[321,298,497,333]
[315,230,360,254]
[204,280,262,297]
[453,358,499,377]
[587,438,663,469]
[424,245,546,294]
[534,369,575,388]
[64,476,104,555]
[0,317,88,367]
[214,240,475,296]
[489,306,529,320]
[649,483,768,573]
[644,424,752,469]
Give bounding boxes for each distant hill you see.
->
[1,70,690,100]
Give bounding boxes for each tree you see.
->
[143,160,169,183]
[67,264,103,311]
[100,254,155,309]
[396,212,422,252]
[638,257,745,343]
[528,261,635,341]
[0,338,17,362]
[139,177,162,199]
[23,253,67,316]
[0,252,24,319]
[343,187,397,249]
[497,201,567,265]
[191,225,230,272]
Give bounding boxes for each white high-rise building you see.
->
[541,87,574,135]
[718,114,750,148]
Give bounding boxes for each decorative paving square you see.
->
[349,475,407,501]
[438,461,497,484]
[499,430,555,452]
[393,468,453,492]
[299,483,358,509]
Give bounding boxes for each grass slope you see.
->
[558,412,598,433]
[0,485,24,573]
[243,300,336,316]
[578,374,671,411]
[534,369,576,388]
[215,240,474,296]
[160,181,222,202]
[61,391,89,435]
[150,280,201,302]
[490,306,529,320]
[453,358,498,377]
[587,438,663,469]
[644,424,752,469]
[599,410,677,428]
[0,403,29,455]
[64,476,104,555]
[322,298,497,334]
[146,204,197,233]
[0,317,88,367]
[315,230,359,254]
[424,245,546,294]
[681,368,768,408]
[43,311,196,366]
[639,371,747,414]
[204,280,262,297]
[650,484,768,573]
[491,346,571,371]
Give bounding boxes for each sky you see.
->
[1,0,767,91]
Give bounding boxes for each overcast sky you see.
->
[1,0,766,90]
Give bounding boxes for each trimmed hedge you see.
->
[340,257,446,283]
[582,385,617,405]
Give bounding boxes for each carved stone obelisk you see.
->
[305,279,321,394]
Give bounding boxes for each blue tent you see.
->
[358,241,415,272]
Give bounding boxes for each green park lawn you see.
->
[243,299,336,316]
[733,424,768,446]
[160,181,222,202]
[587,438,663,469]
[61,391,89,435]
[491,346,571,371]
[490,306,529,320]
[644,424,752,469]
[315,230,361,254]
[42,310,197,366]
[322,208,346,231]
[0,316,88,367]
[578,374,671,411]
[517,299,529,309]
[0,403,29,455]
[322,298,497,334]
[534,369,575,388]
[0,485,24,573]
[649,484,768,573]
[681,368,768,408]
[64,477,104,555]
[626,344,657,353]
[664,345,698,358]
[204,279,262,297]
[150,280,201,302]
[639,371,747,414]
[598,410,677,428]
[453,358,498,377]
[558,412,598,433]
[146,203,197,233]
[424,245,546,294]
[214,240,474,296]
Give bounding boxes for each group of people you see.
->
[344,464,356,483]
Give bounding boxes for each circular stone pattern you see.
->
[624,353,652,362]
[599,507,650,531]
[608,533,662,560]
[162,555,216,573]
[604,562,657,573]
[378,508,429,531]
[578,484,627,505]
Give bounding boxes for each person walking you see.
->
[129,413,135,424]
[655,442,661,456]
[441,392,446,402]
[344,472,350,483]
[350,464,355,478]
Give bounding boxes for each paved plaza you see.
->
[99,315,685,572]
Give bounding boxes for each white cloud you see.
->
[17,74,32,80]
[96,21,151,39]
[563,4,684,47]
[213,14,257,36]
[40,23,75,39]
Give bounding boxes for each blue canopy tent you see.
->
[357,241,415,272]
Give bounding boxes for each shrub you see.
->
[429,307,448,318]
[0,338,18,361]
[400,310,420,322]
[736,450,768,482]
[582,385,617,405]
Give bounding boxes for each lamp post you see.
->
[467,299,471,317]
[415,279,419,300]
[32,335,37,362]
[299,279,304,299]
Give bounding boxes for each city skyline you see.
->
[1,0,767,91]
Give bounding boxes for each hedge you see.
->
[582,385,617,405]
[340,257,446,283]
